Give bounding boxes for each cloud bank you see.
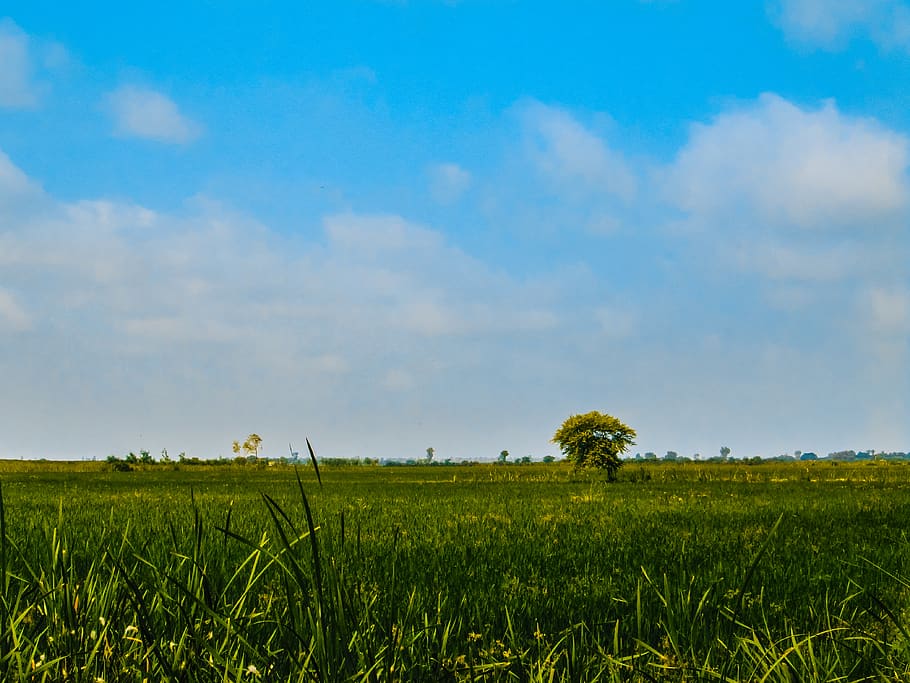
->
[0,150,583,460]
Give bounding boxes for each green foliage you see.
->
[552,411,636,479]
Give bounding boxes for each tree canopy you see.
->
[552,411,636,480]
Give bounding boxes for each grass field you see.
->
[0,459,909,681]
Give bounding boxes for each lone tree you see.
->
[552,411,636,480]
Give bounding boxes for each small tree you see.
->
[498,450,509,464]
[426,447,435,463]
[233,433,263,460]
[720,445,731,460]
[552,411,636,480]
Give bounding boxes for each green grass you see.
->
[0,460,908,680]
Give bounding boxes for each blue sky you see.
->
[0,1,907,461]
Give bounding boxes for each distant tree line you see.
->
[629,449,909,464]
[102,446,908,471]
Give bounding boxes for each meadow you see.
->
[0,459,909,681]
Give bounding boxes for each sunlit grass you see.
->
[0,460,908,680]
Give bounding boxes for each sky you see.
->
[0,1,908,462]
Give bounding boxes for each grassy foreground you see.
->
[0,459,909,681]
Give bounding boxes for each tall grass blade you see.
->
[306,438,322,488]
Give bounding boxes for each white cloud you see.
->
[519,100,637,201]
[734,241,861,282]
[0,19,68,109]
[665,93,909,230]
[594,306,637,340]
[764,284,817,311]
[382,368,415,391]
[772,0,910,50]
[106,85,201,144]
[0,289,30,331]
[0,19,38,108]
[866,286,910,333]
[0,149,39,198]
[324,212,443,255]
[119,316,243,344]
[428,162,472,204]
[320,212,560,339]
[584,214,622,236]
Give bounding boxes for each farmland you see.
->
[0,459,909,681]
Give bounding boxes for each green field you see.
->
[1,460,909,681]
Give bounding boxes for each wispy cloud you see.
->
[0,289,30,332]
[866,286,910,333]
[0,19,65,108]
[0,149,38,199]
[0,20,36,107]
[428,162,472,204]
[518,100,637,201]
[472,101,641,246]
[733,242,861,283]
[771,0,910,50]
[105,85,201,144]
